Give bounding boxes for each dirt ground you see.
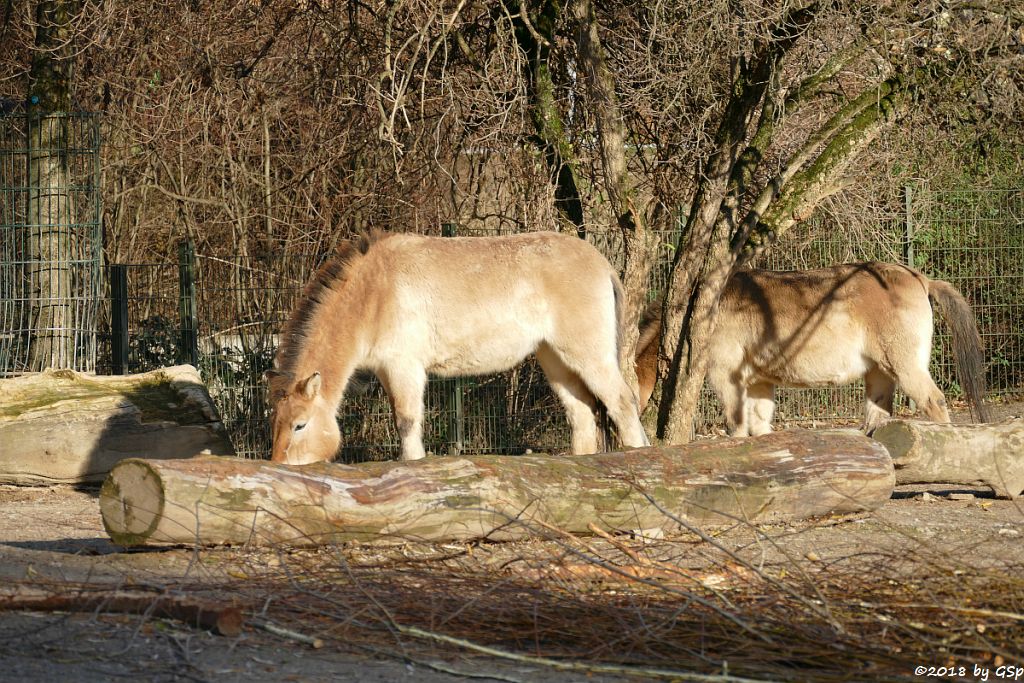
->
[0,480,634,683]
[1,407,1022,682]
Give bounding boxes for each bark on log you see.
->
[872,418,1024,498]
[100,430,894,547]
[0,365,234,485]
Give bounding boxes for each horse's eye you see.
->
[294,422,307,432]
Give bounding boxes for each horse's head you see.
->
[266,370,341,465]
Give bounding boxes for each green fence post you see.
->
[904,185,916,412]
[178,239,199,368]
[110,264,129,374]
[904,184,915,268]
[441,222,465,454]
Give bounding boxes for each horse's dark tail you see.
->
[928,279,990,423]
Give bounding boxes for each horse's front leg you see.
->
[377,364,428,461]
[863,368,896,435]
[746,382,776,436]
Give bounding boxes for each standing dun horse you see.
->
[636,262,989,436]
[267,230,650,464]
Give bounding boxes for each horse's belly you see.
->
[427,332,540,377]
[428,348,534,376]
[752,352,869,388]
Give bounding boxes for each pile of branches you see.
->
[4,523,1022,681]
[223,526,1024,681]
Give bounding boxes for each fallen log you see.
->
[0,365,234,485]
[872,418,1024,498]
[100,430,894,547]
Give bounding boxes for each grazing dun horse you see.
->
[635,262,989,436]
[267,230,650,464]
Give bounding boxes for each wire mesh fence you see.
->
[94,261,185,376]
[2,130,1020,459]
[909,188,1024,403]
[79,190,1022,460]
[0,112,102,376]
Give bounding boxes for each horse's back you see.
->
[714,262,934,387]
[376,231,614,316]
[359,231,619,376]
[374,231,611,280]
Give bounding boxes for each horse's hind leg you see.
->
[892,363,951,425]
[708,366,749,436]
[536,344,601,454]
[863,368,896,434]
[601,379,651,449]
[377,364,428,461]
[550,350,649,450]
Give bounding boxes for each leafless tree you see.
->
[1,1,1019,430]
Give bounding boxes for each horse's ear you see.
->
[301,372,322,399]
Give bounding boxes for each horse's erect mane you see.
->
[270,230,389,394]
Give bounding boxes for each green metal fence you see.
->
[910,189,1024,399]
[2,114,1018,458]
[0,112,102,375]
[89,191,1023,460]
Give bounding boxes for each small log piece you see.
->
[100,430,894,548]
[0,586,244,636]
[873,418,1024,498]
[0,365,234,485]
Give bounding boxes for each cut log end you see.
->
[100,459,165,546]
[208,605,244,637]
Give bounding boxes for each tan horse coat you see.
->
[636,262,989,435]
[268,230,649,463]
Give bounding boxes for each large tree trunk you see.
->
[655,39,792,444]
[0,365,234,485]
[657,235,734,443]
[873,419,1024,499]
[569,0,656,387]
[26,0,79,371]
[100,430,894,548]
